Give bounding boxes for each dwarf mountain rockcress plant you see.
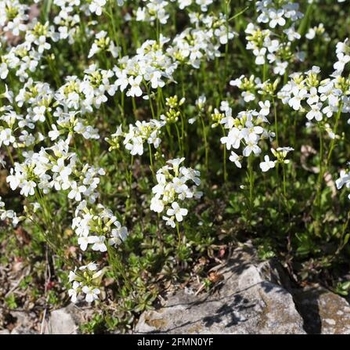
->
[0,0,350,320]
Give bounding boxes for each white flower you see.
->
[68,181,87,202]
[126,76,143,97]
[242,140,261,157]
[0,128,15,146]
[195,0,213,12]
[260,155,276,172]
[124,134,144,156]
[150,197,165,213]
[48,124,62,141]
[20,180,36,197]
[178,0,192,9]
[167,157,185,175]
[306,103,323,121]
[268,9,286,28]
[0,62,9,79]
[336,169,350,189]
[180,167,201,186]
[90,235,107,252]
[258,100,271,116]
[288,87,308,110]
[78,234,96,251]
[108,223,128,246]
[83,262,98,272]
[166,202,188,222]
[82,285,100,303]
[88,0,106,16]
[68,270,78,282]
[253,47,267,65]
[162,215,176,228]
[229,151,242,168]
[221,128,241,150]
[68,281,81,303]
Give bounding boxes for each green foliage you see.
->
[334,281,350,296]
[4,294,18,310]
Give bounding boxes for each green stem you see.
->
[176,221,181,244]
[280,162,292,215]
[297,2,313,38]
[180,111,187,159]
[327,105,343,165]
[313,125,325,236]
[271,97,279,147]
[220,124,228,183]
[6,146,15,166]
[316,126,324,199]
[132,96,137,113]
[42,0,53,22]
[148,143,155,180]
[175,123,183,156]
[126,155,134,214]
[282,164,287,199]
[200,113,209,172]
[166,124,175,156]
[244,155,255,226]
[156,19,160,42]
[106,0,122,55]
[144,83,156,119]
[247,155,255,211]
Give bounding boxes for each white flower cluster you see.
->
[0,197,20,227]
[255,0,303,28]
[259,146,294,172]
[150,158,202,228]
[53,0,82,44]
[136,0,170,24]
[72,200,128,253]
[113,36,179,98]
[68,262,105,303]
[136,0,215,24]
[6,139,104,203]
[88,30,120,59]
[230,74,280,105]
[305,23,330,41]
[1,4,235,102]
[55,0,106,19]
[278,39,350,125]
[0,15,57,82]
[55,65,117,113]
[67,197,129,303]
[0,0,29,36]
[107,118,165,156]
[123,119,166,156]
[217,101,274,168]
[168,11,236,69]
[244,1,304,76]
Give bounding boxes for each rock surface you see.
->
[294,287,350,334]
[134,242,306,334]
[44,305,79,334]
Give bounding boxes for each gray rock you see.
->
[44,304,80,334]
[134,242,306,334]
[44,303,96,334]
[294,286,350,334]
[7,311,40,334]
